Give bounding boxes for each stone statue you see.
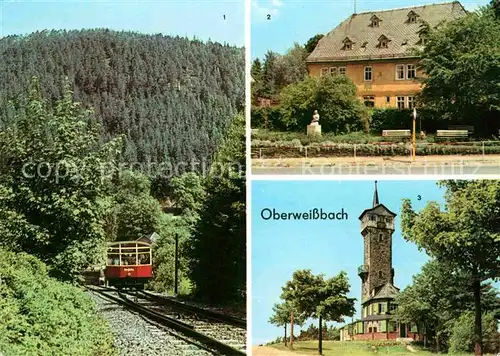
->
[307,109,322,136]
[311,110,320,125]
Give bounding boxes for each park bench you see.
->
[436,130,468,138]
[382,129,411,138]
[448,125,474,134]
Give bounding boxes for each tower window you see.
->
[369,214,376,221]
[379,271,383,278]
[379,234,383,242]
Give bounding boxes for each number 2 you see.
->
[267,14,271,20]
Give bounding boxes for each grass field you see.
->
[268,341,495,356]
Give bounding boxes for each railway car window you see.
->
[139,253,150,264]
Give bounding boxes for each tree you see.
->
[417,7,500,134]
[105,170,163,241]
[305,34,324,54]
[279,75,369,133]
[281,270,355,354]
[279,43,309,86]
[449,312,499,354]
[401,180,500,356]
[251,58,265,101]
[269,302,305,346]
[396,259,500,351]
[187,113,245,303]
[0,78,122,280]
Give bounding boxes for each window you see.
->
[379,303,386,313]
[380,40,388,48]
[386,216,392,223]
[345,42,352,50]
[379,271,383,278]
[338,66,346,75]
[397,96,405,109]
[379,234,383,242]
[369,214,376,221]
[371,15,381,27]
[364,66,372,81]
[396,64,405,80]
[408,96,416,109]
[368,327,373,333]
[409,15,417,23]
[364,96,375,108]
[329,67,338,75]
[343,38,353,50]
[407,64,416,79]
[386,96,390,104]
[373,327,378,333]
[321,68,328,76]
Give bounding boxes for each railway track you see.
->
[87,286,246,355]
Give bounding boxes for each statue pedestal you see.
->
[307,124,322,136]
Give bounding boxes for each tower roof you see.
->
[373,181,379,207]
[359,182,396,219]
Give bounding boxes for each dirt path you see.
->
[252,346,310,356]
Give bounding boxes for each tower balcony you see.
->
[358,264,369,277]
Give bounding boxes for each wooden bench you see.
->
[382,129,411,138]
[448,125,474,134]
[436,130,468,138]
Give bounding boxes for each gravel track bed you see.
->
[131,295,246,352]
[87,291,212,356]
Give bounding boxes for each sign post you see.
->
[412,108,417,162]
[174,234,179,295]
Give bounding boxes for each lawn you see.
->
[269,341,493,356]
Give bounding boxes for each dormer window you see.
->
[343,37,354,50]
[370,15,381,27]
[378,35,390,49]
[407,10,419,24]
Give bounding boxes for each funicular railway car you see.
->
[104,240,153,289]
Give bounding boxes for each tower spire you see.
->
[373,181,379,207]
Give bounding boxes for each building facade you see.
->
[340,182,419,341]
[306,2,467,109]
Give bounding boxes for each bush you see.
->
[449,312,499,354]
[251,106,285,130]
[370,108,443,134]
[0,248,115,356]
[278,75,369,133]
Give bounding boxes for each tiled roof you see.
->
[306,1,467,63]
[364,282,400,304]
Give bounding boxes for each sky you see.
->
[251,0,492,59]
[251,180,447,346]
[0,0,244,46]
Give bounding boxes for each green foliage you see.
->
[187,113,246,303]
[148,214,193,294]
[418,7,500,134]
[0,78,122,280]
[396,259,500,351]
[304,34,324,54]
[280,269,355,351]
[170,172,206,220]
[369,108,440,133]
[0,248,115,356]
[105,170,163,241]
[449,312,499,354]
[278,75,369,133]
[401,180,500,354]
[251,107,286,130]
[0,29,244,185]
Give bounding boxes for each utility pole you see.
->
[412,108,417,162]
[354,0,357,14]
[174,234,179,295]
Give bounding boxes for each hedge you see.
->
[252,140,500,158]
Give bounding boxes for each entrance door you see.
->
[399,323,407,337]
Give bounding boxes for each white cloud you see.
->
[252,0,284,22]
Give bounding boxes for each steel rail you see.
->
[140,290,247,329]
[87,286,245,355]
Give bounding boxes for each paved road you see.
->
[252,165,500,175]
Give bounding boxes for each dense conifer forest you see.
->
[0,29,245,188]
